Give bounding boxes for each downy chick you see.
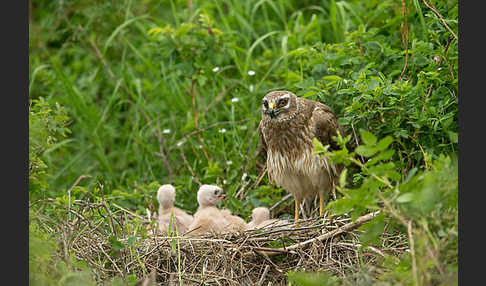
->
[188,185,240,235]
[248,207,289,229]
[157,184,193,235]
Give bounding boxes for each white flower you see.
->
[176,140,185,147]
[198,144,203,149]
[231,97,239,103]
[249,84,254,92]
[212,67,220,72]
[219,128,227,133]
[241,173,248,181]
[223,180,227,184]
[247,70,255,76]
[162,129,171,134]
[226,161,233,165]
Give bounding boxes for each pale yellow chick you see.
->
[248,207,289,229]
[188,184,247,235]
[157,184,194,235]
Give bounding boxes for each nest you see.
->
[31,198,408,286]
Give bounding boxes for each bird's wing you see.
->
[311,103,345,152]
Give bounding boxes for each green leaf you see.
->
[339,168,348,188]
[108,236,125,251]
[312,138,329,155]
[356,145,378,157]
[376,136,394,151]
[360,130,377,145]
[448,131,458,144]
[126,236,137,246]
[396,193,414,203]
[385,170,401,181]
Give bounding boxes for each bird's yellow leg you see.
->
[294,199,300,226]
[319,192,325,217]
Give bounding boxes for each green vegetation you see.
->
[29,0,457,284]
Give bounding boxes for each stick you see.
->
[265,211,380,256]
[239,167,267,199]
[269,194,292,212]
[256,265,270,286]
[179,147,202,186]
[189,78,211,162]
[98,182,118,235]
[399,0,409,79]
[141,110,174,181]
[408,220,419,286]
[66,175,92,221]
[423,0,458,40]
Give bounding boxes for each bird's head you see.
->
[197,184,226,208]
[157,184,176,209]
[251,207,270,224]
[261,90,297,120]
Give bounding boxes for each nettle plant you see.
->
[29,98,72,197]
[313,129,457,285]
[276,25,457,173]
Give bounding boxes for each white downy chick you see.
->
[248,207,289,229]
[157,184,194,235]
[220,208,250,232]
[187,185,233,235]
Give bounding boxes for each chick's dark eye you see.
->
[278,98,288,107]
[263,101,269,109]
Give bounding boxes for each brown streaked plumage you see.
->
[258,90,345,224]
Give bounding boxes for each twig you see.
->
[202,83,238,115]
[350,122,365,163]
[98,243,124,277]
[141,110,174,181]
[179,147,202,186]
[399,0,409,80]
[112,203,150,222]
[408,220,419,286]
[251,247,296,255]
[337,242,386,257]
[249,221,327,238]
[264,211,380,256]
[407,134,428,169]
[256,265,270,286]
[239,167,267,199]
[98,182,118,235]
[269,194,292,212]
[66,175,92,221]
[234,177,252,199]
[189,78,211,162]
[423,0,458,40]
[377,192,409,227]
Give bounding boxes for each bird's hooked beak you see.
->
[268,101,276,118]
[216,189,226,200]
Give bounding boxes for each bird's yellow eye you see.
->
[278,98,288,107]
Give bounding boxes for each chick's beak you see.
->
[217,189,226,199]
